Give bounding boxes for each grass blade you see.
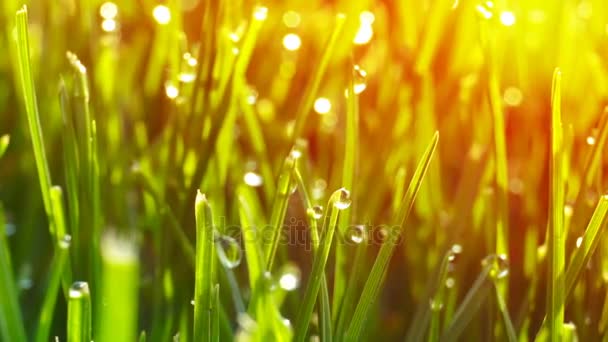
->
[50,186,73,296]
[294,188,351,342]
[547,68,565,341]
[98,234,140,342]
[15,6,53,218]
[194,192,216,342]
[67,282,91,342]
[0,204,27,342]
[345,132,438,340]
[35,236,71,342]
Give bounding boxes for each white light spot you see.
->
[279,273,298,291]
[314,97,332,114]
[500,11,516,26]
[100,2,118,19]
[253,6,268,21]
[282,33,301,51]
[244,172,263,187]
[153,5,171,25]
[101,19,117,32]
[354,24,373,45]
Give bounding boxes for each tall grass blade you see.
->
[547,68,565,341]
[67,282,91,342]
[194,191,216,342]
[0,135,9,159]
[345,132,438,340]
[15,6,53,218]
[294,188,351,342]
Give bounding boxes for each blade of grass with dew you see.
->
[334,61,360,323]
[428,246,460,342]
[265,151,298,270]
[547,68,565,341]
[15,6,53,219]
[67,282,91,342]
[291,13,346,141]
[35,235,71,342]
[345,132,438,341]
[98,234,140,342]
[335,237,366,340]
[194,191,216,342]
[0,204,27,342]
[294,188,351,342]
[0,135,9,159]
[294,166,333,341]
[139,331,147,342]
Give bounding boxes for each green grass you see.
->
[5,1,608,341]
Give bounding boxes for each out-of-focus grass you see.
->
[4,0,608,341]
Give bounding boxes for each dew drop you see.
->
[246,88,258,105]
[429,298,444,311]
[165,81,179,99]
[307,205,324,220]
[481,254,509,279]
[215,235,242,269]
[587,136,596,145]
[347,225,367,244]
[564,204,574,217]
[333,188,352,210]
[445,277,455,288]
[69,281,90,298]
[576,236,583,248]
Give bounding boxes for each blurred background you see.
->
[2,0,608,340]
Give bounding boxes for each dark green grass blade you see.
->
[345,132,438,340]
[0,204,27,342]
[194,192,216,342]
[547,68,565,341]
[35,236,71,342]
[67,282,91,342]
[294,189,351,342]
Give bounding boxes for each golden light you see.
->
[504,87,523,106]
[283,10,301,28]
[101,19,117,32]
[500,11,516,26]
[100,2,118,19]
[360,11,375,25]
[165,82,179,99]
[153,5,171,25]
[354,24,373,45]
[314,97,332,114]
[282,33,302,51]
[253,6,268,21]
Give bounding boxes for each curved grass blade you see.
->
[0,204,27,342]
[35,236,71,342]
[428,246,461,342]
[294,189,351,342]
[194,192,216,342]
[345,132,438,340]
[67,282,91,342]
[50,186,73,296]
[547,68,565,341]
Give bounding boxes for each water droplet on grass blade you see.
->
[165,81,179,99]
[587,136,596,145]
[482,254,509,279]
[216,235,242,269]
[445,277,455,288]
[429,298,444,311]
[347,225,367,244]
[69,281,90,298]
[306,205,324,220]
[333,188,352,210]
